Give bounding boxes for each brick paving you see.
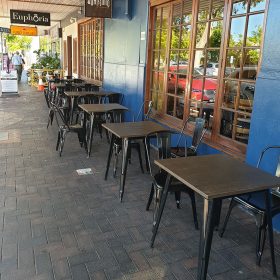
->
[0,80,279,280]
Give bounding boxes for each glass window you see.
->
[147,0,266,152]
[79,18,103,83]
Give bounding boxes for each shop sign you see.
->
[85,0,112,18]
[0,27,10,33]
[10,25,38,36]
[10,10,50,26]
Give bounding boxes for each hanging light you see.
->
[87,0,110,7]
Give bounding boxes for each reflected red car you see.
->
[168,66,217,102]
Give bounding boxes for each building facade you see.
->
[62,0,280,228]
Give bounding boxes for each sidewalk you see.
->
[0,81,279,280]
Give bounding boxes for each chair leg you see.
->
[146,183,154,211]
[219,198,237,237]
[256,214,267,266]
[59,130,66,157]
[175,191,181,209]
[47,109,54,128]
[56,130,60,151]
[189,191,199,230]
[135,144,144,173]
[113,145,119,178]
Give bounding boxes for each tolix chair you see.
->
[112,101,154,177]
[144,130,199,248]
[219,145,280,266]
[51,102,87,156]
[168,117,206,208]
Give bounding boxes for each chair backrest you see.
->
[85,84,99,92]
[135,100,154,122]
[145,130,171,175]
[51,102,69,129]
[190,117,206,151]
[256,146,280,197]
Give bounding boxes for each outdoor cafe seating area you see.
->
[36,77,280,280]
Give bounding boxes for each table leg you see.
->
[119,138,129,202]
[197,198,222,280]
[150,174,171,248]
[70,96,75,124]
[104,134,115,180]
[265,190,277,276]
[87,113,95,158]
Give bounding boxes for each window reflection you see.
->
[250,0,266,12]
[211,0,224,19]
[176,98,184,119]
[246,14,264,47]
[172,3,182,25]
[225,49,242,75]
[198,0,210,21]
[196,23,208,47]
[223,80,238,109]
[232,0,247,15]
[243,49,259,78]
[171,27,181,49]
[167,95,175,116]
[208,21,223,48]
[229,16,246,47]
[181,25,191,49]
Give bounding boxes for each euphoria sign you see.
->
[10,10,50,26]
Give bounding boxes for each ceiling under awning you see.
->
[0,0,83,34]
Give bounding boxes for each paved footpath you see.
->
[0,81,279,280]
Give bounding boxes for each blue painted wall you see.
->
[103,0,148,121]
[246,0,280,230]
[102,0,280,229]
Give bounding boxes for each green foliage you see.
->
[5,34,32,52]
[31,49,61,69]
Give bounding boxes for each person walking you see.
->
[12,51,23,82]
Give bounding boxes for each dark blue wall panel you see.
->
[102,0,280,230]
[246,0,280,230]
[103,0,148,120]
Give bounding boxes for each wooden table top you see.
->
[64,91,117,97]
[155,154,280,200]
[78,103,128,114]
[102,121,167,139]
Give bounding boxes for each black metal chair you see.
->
[112,101,154,177]
[171,117,206,158]
[51,102,87,156]
[144,130,199,247]
[219,145,280,266]
[166,117,206,208]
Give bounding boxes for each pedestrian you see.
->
[12,51,23,82]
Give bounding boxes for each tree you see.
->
[4,34,32,52]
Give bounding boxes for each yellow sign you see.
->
[10,25,37,36]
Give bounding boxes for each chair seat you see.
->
[237,192,280,212]
[171,147,197,158]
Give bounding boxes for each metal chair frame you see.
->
[51,102,87,156]
[144,130,199,245]
[219,145,280,266]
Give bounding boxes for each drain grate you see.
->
[0,132,8,141]
[76,168,94,176]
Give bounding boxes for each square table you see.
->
[153,154,280,280]
[102,121,167,201]
[79,103,128,157]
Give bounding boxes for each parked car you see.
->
[199,62,219,76]
[168,65,217,102]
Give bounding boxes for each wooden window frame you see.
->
[145,0,269,158]
[78,18,104,86]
